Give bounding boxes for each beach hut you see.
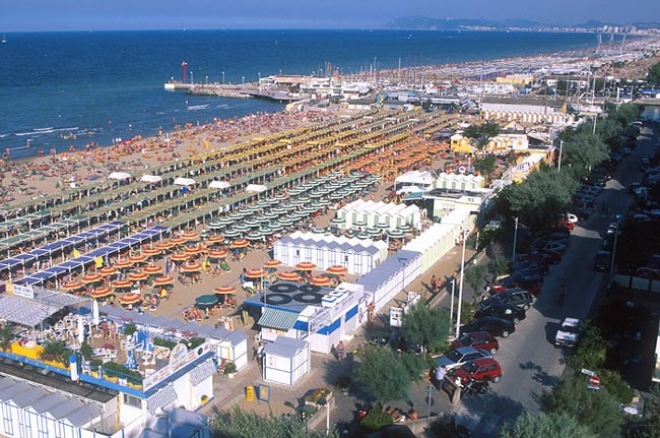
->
[262,336,310,386]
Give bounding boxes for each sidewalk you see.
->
[199,240,480,431]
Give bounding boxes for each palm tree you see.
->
[0,324,14,352]
[41,339,71,365]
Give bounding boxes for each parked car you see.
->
[451,357,503,384]
[433,346,492,371]
[594,250,611,271]
[555,318,582,347]
[460,316,516,338]
[474,303,526,324]
[483,288,534,310]
[450,331,499,355]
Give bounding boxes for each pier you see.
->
[163,82,303,102]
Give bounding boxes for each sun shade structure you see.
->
[214,285,237,295]
[245,184,267,193]
[295,261,317,271]
[108,172,131,181]
[140,174,163,183]
[173,177,196,186]
[209,181,231,189]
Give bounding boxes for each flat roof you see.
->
[0,356,118,404]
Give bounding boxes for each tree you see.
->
[647,62,660,87]
[563,322,608,371]
[542,373,624,438]
[462,122,501,153]
[211,407,340,438]
[499,412,596,438]
[402,303,451,353]
[464,264,488,300]
[561,132,610,180]
[354,346,425,403]
[474,155,497,179]
[40,339,71,365]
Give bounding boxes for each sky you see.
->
[1,0,657,32]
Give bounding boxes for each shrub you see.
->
[79,342,93,360]
[223,361,237,375]
[361,404,393,431]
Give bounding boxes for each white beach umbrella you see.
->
[77,315,85,345]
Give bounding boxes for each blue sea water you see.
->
[0,29,600,160]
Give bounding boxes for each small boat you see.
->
[186,104,209,111]
[1,34,6,44]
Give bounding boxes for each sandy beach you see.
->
[0,109,338,209]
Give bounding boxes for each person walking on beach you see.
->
[336,340,345,363]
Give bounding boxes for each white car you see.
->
[555,318,582,347]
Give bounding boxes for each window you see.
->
[38,415,49,438]
[123,394,142,408]
[2,403,13,436]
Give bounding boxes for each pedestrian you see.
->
[430,275,436,293]
[435,365,446,382]
[336,340,345,363]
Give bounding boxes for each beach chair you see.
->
[220,260,231,271]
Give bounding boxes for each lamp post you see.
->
[512,216,519,262]
[558,140,564,172]
[222,71,225,84]
[609,215,621,282]
[455,230,468,338]
[190,71,194,85]
[449,278,456,329]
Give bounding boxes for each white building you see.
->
[334,199,422,231]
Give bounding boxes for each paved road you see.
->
[453,124,656,436]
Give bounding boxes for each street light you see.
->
[609,215,621,282]
[190,71,194,85]
[455,230,468,338]
[512,216,519,262]
[449,278,456,329]
[222,71,225,84]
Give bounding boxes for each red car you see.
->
[452,357,502,384]
[450,331,499,355]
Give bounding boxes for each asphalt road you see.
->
[452,124,657,436]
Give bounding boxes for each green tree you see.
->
[488,256,511,277]
[561,132,610,180]
[542,374,624,438]
[563,322,608,371]
[402,303,451,353]
[464,264,488,299]
[40,339,71,365]
[354,346,425,403]
[462,122,500,153]
[499,412,596,438]
[211,407,340,438]
[647,62,660,87]
[0,324,14,352]
[496,170,577,232]
[474,155,497,178]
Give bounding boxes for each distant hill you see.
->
[385,16,657,31]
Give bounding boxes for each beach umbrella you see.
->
[169,236,186,246]
[232,223,250,233]
[181,231,199,241]
[246,231,265,241]
[156,241,175,251]
[295,261,317,271]
[329,217,344,225]
[180,262,202,273]
[309,276,332,287]
[185,246,204,256]
[262,211,279,220]
[243,218,261,228]
[143,265,164,275]
[128,271,149,282]
[129,254,148,265]
[207,221,225,230]
[365,227,382,237]
[90,286,113,299]
[227,212,245,221]
[398,223,414,233]
[119,293,142,306]
[152,276,175,287]
[208,249,230,259]
[352,220,368,228]
[194,294,218,309]
[142,248,161,257]
[230,239,250,249]
[61,281,85,292]
[81,272,104,285]
[206,234,224,244]
[356,232,370,240]
[112,279,133,290]
[245,268,267,278]
[263,259,282,269]
[114,259,132,269]
[326,265,348,276]
[387,229,406,240]
[223,229,242,238]
[276,271,302,282]
[99,266,118,277]
[169,252,190,262]
[214,285,237,295]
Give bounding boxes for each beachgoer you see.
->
[336,340,345,363]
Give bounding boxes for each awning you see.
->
[147,385,178,414]
[257,308,299,330]
[109,172,131,181]
[174,177,196,186]
[209,181,230,190]
[140,174,163,183]
[190,359,217,386]
[245,184,267,193]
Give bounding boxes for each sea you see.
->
[0,29,604,161]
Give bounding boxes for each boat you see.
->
[186,104,209,111]
[1,34,6,44]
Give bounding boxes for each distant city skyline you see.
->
[1,0,658,32]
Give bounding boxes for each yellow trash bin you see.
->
[245,385,255,402]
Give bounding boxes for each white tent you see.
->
[209,181,231,190]
[245,184,267,193]
[174,177,196,186]
[140,174,163,183]
[109,172,131,181]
